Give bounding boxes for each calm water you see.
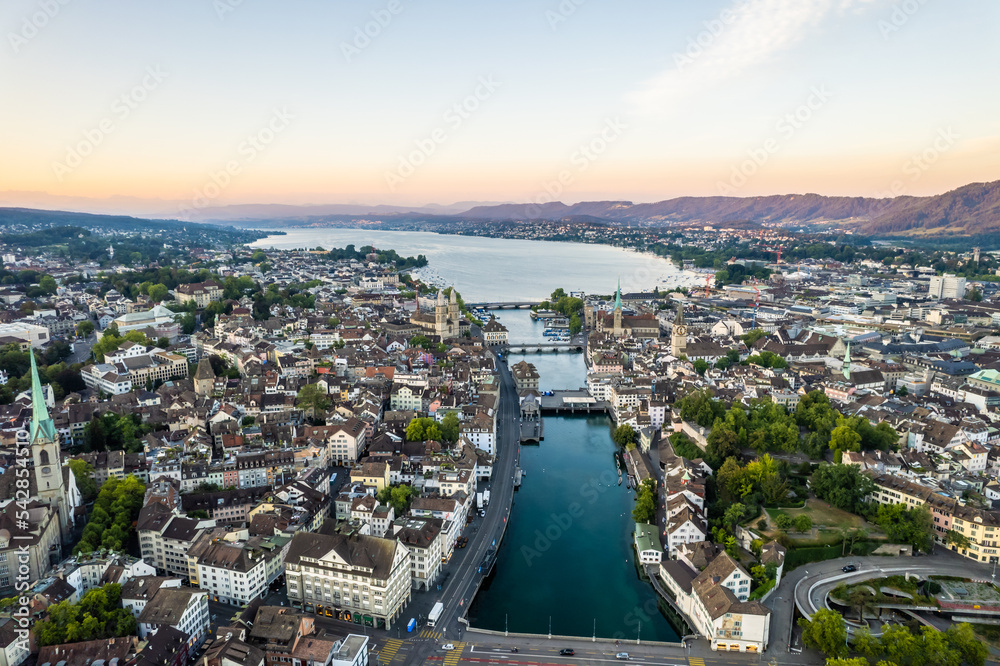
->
[498,311,587,391]
[249,228,694,302]
[468,412,678,641]
[467,315,678,641]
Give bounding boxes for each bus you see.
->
[427,601,444,627]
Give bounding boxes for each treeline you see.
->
[323,244,428,269]
[73,475,146,555]
[0,342,81,405]
[0,213,272,266]
[677,389,897,461]
[31,583,138,647]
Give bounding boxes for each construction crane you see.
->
[752,278,761,329]
[705,274,712,298]
[765,244,785,264]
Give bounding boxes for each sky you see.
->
[1,0,999,215]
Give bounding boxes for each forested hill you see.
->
[455,181,1000,237]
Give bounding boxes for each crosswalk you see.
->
[377,639,403,663]
[689,658,706,666]
[443,642,466,666]
[419,629,443,638]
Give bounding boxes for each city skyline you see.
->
[3,0,999,215]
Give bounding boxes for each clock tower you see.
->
[29,354,69,538]
[671,305,687,358]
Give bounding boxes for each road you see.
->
[67,333,95,364]
[762,546,996,656]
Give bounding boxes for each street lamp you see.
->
[548,616,552,639]
[592,618,596,643]
[506,613,508,637]
[636,621,640,646]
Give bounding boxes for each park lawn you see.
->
[757,498,870,545]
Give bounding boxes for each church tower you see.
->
[193,356,216,396]
[448,288,459,337]
[671,305,687,358]
[842,340,852,381]
[613,278,623,337]
[30,354,69,537]
[435,290,447,336]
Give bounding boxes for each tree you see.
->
[896,385,908,396]
[810,464,875,514]
[830,425,862,461]
[742,329,766,346]
[612,424,638,449]
[632,479,656,523]
[147,283,169,303]
[875,504,934,553]
[946,529,972,550]
[775,513,793,530]
[187,510,210,519]
[693,359,710,375]
[68,459,99,502]
[794,514,813,533]
[723,503,746,530]
[440,412,460,444]
[799,608,847,658]
[39,274,57,294]
[76,320,95,337]
[406,417,443,443]
[296,383,330,418]
[378,484,417,514]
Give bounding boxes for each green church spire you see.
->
[30,353,57,444]
[843,339,852,381]
[614,277,622,311]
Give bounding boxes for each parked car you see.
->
[842,564,857,573]
[560,649,575,656]
[616,653,629,660]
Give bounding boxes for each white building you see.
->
[138,587,210,650]
[284,531,412,630]
[659,553,770,654]
[929,274,967,299]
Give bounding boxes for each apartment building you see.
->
[175,281,224,308]
[137,505,216,577]
[659,553,770,653]
[138,587,210,650]
[284,531,411,630]
[869,472,1000,563]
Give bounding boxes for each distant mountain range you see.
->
[456,181,1000,237]
[3,180,1000,238]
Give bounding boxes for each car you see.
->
[616,653,629,660]
[442,644,455,651]
[560,649,575,656]
[842,564,857,573]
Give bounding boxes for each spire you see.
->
[843,339,852,380]
[674,303,684,326]
[30,353,56,444]
[614,277,622,311]
[450,288,457,305]
[437,290,445,306]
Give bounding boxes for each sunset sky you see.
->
[2,0,998,214]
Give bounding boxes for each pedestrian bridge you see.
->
[467,301,542,310]
[504,342,584,354]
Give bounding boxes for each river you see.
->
[249,230,681,641]
[248,227,696,302]
[469,312,680,642]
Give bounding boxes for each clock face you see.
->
[675,326,687,336]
